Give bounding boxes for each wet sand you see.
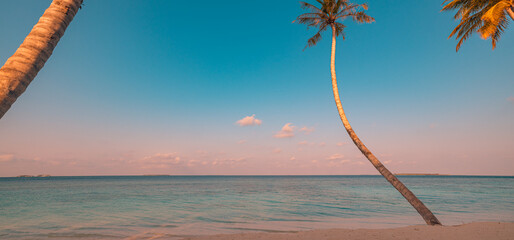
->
[183,222,513,240]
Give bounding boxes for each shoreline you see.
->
[181,222,514,240]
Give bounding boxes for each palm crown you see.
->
[294,0,374,48]
[442,0,514,51]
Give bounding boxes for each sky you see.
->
[0,0,513,176]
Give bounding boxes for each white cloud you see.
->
[274,123,295,138]
[299,126,315,134]
[236,114,262,126]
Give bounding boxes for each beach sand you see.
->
[183,222,513,240]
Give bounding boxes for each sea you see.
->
[0,175,513,239]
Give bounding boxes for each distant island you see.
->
[395,173,449,176]
[16,174,51,177]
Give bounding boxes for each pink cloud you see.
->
[274,123,295,138]
[212,157,248,166]
[0,154,15,163]
[336,142,348,146]
[236,114,262,126]
[272,148,282,154]
[187,159,199,167]
[507,96,514,103]
[0,154,42,164]
[318,142,326,147]
[327,153,344,161]
[299,126,315,134]
[237,140,247,144]
[137,153,182,169]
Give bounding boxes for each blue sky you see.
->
[0,0,513,176]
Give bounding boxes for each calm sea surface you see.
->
[0,175,513,239]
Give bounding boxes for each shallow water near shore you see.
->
[0,175,513,239]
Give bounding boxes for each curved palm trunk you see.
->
[0,0,83,119]
[329,24,441,226]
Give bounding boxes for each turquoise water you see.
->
[0,175,513,239]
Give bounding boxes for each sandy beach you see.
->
[183,222,513,240]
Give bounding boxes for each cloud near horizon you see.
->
[0,153,42,164]
[0,154,15,162]
[273,123,295,138]
[134,153,183,169]
[235,114,262,126]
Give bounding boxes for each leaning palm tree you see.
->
[442,0,514,51]
[0,0,83,119]
[295,0,442,226]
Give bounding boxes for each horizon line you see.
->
[2,174,513,178]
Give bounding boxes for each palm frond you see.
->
[441,0,512,51]
[481,1,510,26]
[490,15,508,48]
[480,11,509,48]
[351,11,375,23]
[299,1,323,14]
[333,22,346,39]
[295,0,374,48]
[336,3,360,17]
[451,10,485,51]
[306,22,329,49]
[295,13,325,27]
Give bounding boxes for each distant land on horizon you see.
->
[5,174,514,178]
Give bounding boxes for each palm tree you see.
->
[0,0,83,119]
[442,0,514,51]
[295,0,442,226]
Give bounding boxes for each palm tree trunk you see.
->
[0,0,83,119]
[329,24,441,226]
